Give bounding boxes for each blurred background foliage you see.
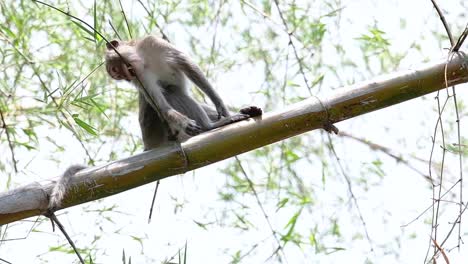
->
[0,0,467,263]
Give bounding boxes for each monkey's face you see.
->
[105,40,136,81]
[105,59,135,81]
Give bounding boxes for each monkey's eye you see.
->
[111,66,118,73]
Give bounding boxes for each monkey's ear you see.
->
[106,40,119,50]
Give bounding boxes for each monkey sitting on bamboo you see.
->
[48,35,262,210]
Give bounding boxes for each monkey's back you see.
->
[136,36,187,91]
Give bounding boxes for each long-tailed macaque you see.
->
[104,36,262,150]
[47,37,262,210]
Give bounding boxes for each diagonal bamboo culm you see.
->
[1,54,467,225]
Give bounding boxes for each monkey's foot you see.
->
[168,121,201,138]
[240,106,263,117]
[184,121,202,136]
[230,114,250,122]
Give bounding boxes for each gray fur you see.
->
[48,165,87,210]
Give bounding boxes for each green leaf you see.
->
[283,209,302,243]
[71,20,95,41]
[0,24,15,38]
[447,143,468,155]
[276,198,289,211]
[331,219,341,236]
[72,114,98,136]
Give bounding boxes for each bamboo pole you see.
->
[1,54,467,225]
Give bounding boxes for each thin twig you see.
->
[46,213,85,264]
[339,131,433,183]
[69,61,105,98]
[0,109,18,173]
[137,0,170,41]
[425,59,452,261]
[148,180,160,223]
[273,0,313,95]
[431,237,450,264]
[401,179,460,228]
[439,202,468,250]
[446,52,464,251]
[234,156,287,263]
[429,88,448,261]
[108,20,123,40]
[0,258,12,264]
[118,0,132,39]
[240,0,272,20]
[429,0,454,46]
[327,134,374,252]
[205,0,225,79]
[0,216,41,243]
[451,24,468,52]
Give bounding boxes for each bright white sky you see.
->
[1,0,467,263]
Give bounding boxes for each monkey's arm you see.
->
[163,46,230,118]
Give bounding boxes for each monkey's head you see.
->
[105,40,137,81]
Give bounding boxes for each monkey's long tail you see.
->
[49,165,87,210]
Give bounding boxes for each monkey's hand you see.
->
[165,109,202,137]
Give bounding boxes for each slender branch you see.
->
[137,0,170,41]
[339,131,433,183]
[46,213,85,264]
[431,237,450,264]
[327,134,374,251]
[147,180,160,223]
[452,24,468,52]
[429,0,454,46]
[272,0,313,94]
[447,53,464,251]
[241,0,271,19]
[439,201,468,250]
[0,109,18,173]
[0,258,12,264]
[118,0,132,39]
[235,157,286,262]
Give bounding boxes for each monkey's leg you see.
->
[211,114,251,128]
[138,77,202,137]
[200,104,262,128]
[160,85,260,131]
[201,105,263,119]
[157,81,254,124]
[203,105,262,122]
[138,92,170,150]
